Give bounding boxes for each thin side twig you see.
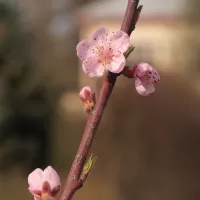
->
[59,1,142,200]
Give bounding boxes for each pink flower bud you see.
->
[79,86,93,100]
[79,86,96,114]
[28,166,61,200]
[133,63,160,96]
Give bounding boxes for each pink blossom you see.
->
[134,63,160,96]
[79,86,96,114]
[76,27,130,77]
[28,166,61,200]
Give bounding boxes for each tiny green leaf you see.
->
[80,154,97,183]
[124,45,135,58]
[84,154,97,173]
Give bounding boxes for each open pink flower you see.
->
[134,63,160,96]
[76,27,130,77]
[28,166,61,200]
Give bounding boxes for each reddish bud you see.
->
[79,86,96,114]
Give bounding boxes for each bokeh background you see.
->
[0,0,200,200]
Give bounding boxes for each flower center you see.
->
[95,45,113,65]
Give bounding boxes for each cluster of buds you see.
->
[28,166,61,200]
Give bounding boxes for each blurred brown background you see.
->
[0,0,200,200]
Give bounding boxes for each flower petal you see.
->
[92,27,108,42]
[134,63,153,77]
[151,67,160,83]
[28,168,43,191]
[106,54,125,73]
[92,27,111,50]
[135,77,155,96]
[82,56,105,77]
[43,166,61,190]
[109,30,130,53]
[144,68,160,84]
[76,40,96,61]
[28,188,41,200]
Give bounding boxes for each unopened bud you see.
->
[28,166,61,200]
[79,86,96,114]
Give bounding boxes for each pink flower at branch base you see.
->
[76,27,130,77]
[133,63,160,96]
[79,86,96,114]
[28,166,61,200]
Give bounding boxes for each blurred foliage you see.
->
[0,2,51,174]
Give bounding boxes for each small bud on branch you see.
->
[79,86,96,114]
